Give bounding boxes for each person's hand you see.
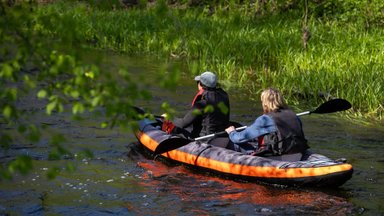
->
[225,126,235,134]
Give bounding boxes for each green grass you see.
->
[37,1,384,121]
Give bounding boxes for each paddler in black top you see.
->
[162,71,231,147]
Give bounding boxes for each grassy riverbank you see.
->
[38,1,383,121]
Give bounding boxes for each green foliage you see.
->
[44,0,382,120]
[0,1,161,180]
[46,166,60,179]
[8,155,33,176]
[309,0,384,28]
[161,102,176,120]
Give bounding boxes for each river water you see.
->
[1,54,384,215]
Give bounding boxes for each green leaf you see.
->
[2,105,12,119]
[70,90,80,98]
[160,102,176,119]
[101,122,108,128]
[46,101,56,115]
[217,102,229,115]
[91,96,102,107]
[75,76,85,85]
[66,162,76,172]
[23,75,36,88]
[1,64,13,79]
[203,105,214,113]
[72,102,84,114]
[8,155,33,175]
[58,103,64,113]
[37,89,48,99]
[85,71,95,79]
[6,88,18,101]
[46,167,60,180]
[27,125,40,143]
[191,108,202,116]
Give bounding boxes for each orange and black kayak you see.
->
[134,118,353,187]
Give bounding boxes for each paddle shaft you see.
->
[296,111,311,116]
[194,126,247,141]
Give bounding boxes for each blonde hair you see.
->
[261,88,287,113]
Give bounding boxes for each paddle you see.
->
[296,98,351,116]
[153,98,351,155]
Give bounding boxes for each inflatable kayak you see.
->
[134,118,353,187]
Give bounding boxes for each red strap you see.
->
[258,136,264,145]
[191,89,204,106]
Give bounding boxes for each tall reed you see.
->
[37,2,384,120]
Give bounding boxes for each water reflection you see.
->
[136,159,354,215]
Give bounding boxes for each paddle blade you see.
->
[153,137,191,155]
[312,99,351,114]
[132,106,146,115]
[132,106,163,119]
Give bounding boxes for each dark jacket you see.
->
[174,88,230,138]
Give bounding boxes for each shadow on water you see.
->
[1,53,383,215]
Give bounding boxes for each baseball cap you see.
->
[194,71,217,88]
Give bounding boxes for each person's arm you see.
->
[173,105,202,129]
[227,115,277,144]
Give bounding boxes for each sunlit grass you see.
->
[38,2,384,120]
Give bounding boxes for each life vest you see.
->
[254,109,309,156]
[191,89,204,106]
[199,88,230,135]
[188,89,205,137]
